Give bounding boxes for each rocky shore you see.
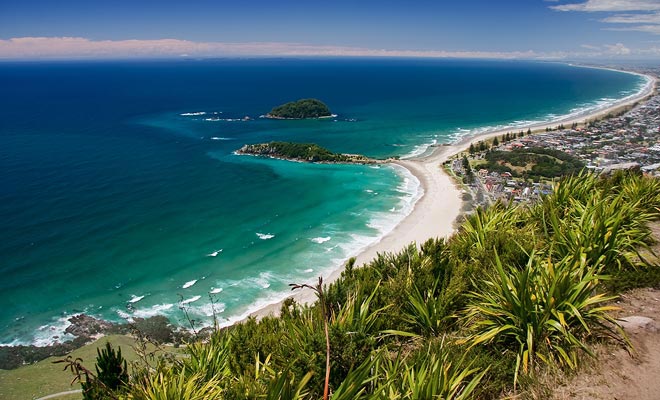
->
[236,142,391,164]
[0,314,204,369]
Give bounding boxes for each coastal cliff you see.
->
[236,141,386,164]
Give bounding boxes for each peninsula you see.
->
[265,98,332,119]
[236,141,384,164]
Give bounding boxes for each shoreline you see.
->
[4,66,656,350]
[249,69,657,319]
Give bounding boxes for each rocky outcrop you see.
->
[618,316,657,333]
[236,142,387,164]
[65,314,115,337]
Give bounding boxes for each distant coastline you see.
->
[2,62,655,353]
[248,66,658,319]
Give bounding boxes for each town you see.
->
[449,68,660,208]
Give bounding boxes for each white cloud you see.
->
[0,37,539,60]
[551,0,660,12]
[603,42,632,54]
[552,1,660,36]
[607,24,660,33]
[602,11,660,23]
[0,36,657,60]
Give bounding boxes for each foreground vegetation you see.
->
[57,171,660,399]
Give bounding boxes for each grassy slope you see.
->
[0,335,172,400]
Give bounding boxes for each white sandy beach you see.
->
[251,71,657,317]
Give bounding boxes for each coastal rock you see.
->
[65,314,114,337]
[618,316,657,333]
[236,141,383,164]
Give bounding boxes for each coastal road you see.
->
[36,389,82,399]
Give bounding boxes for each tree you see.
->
[462,156,474,184]
[469,143,476,154]
[526,128,532,136]
[462,155,471,173]
[76,342,129,399]
[492,137,500,147]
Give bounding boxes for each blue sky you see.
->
[1,0,659,59]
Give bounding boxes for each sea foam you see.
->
[132,303,175,319]
[182,280,198,289]
[256,232,275,240]
[181,295,202,305]
[128,295,145,304]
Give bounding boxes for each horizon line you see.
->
[1,36,657,61]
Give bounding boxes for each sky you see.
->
[1,0,660,60]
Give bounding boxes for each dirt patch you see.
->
[551,287,660,400]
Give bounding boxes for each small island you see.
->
[236,142,385,164]
[266,98,333,119]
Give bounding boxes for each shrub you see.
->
[461,252,622,387]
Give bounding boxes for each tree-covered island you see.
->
[266,98,333,119]
[236,141,385,164]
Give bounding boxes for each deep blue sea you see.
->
[0,58,645,345]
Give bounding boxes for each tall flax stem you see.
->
[290,276,330,400]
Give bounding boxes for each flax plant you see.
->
[127,370,223,400]
[373,346,485,400]
[179,333,232,382]
[402,281,450,337]
[462,252,621,388]
[617,173,660,217]
[535,173,655,272]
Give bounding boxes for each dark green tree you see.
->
[462,155,474,184]
[82,342,128,399]
[469,143,476,154]
[462,155,471,173]
[492,137,500,147]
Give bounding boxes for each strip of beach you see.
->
[252,69,657,317]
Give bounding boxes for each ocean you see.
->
[0,58,645,345]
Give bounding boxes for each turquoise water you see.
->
[0,59,646,345]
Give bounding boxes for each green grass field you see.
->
[0,335,176,400]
